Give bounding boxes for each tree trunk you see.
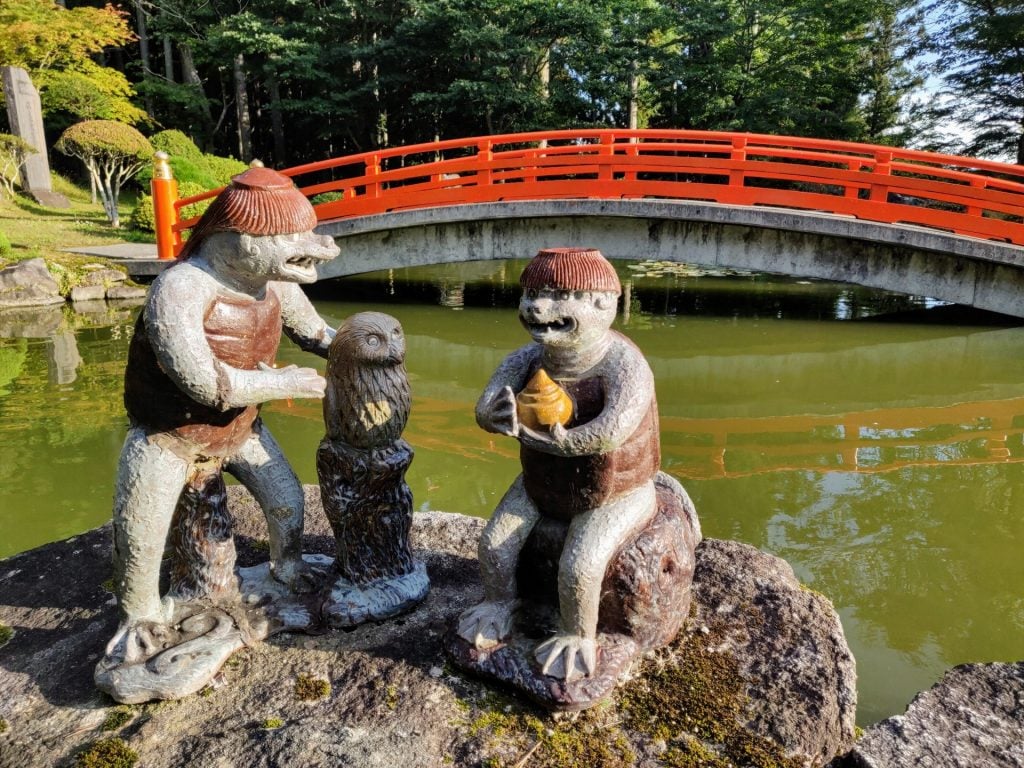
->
[628,59,639,131]
[134,2,151,74]
[180,44,215,148]
[267,72,286,166]
[233,53,253,162]
[163,37,175,82]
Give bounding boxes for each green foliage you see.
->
[0,621,13,647]
[56,122,152,164]
[129,181,214,233]
[0,340,28,397]
[201,155,247,185]
[294,675,331,701]
[136,142,245,193]
[0,230,12,259]
[310,191,344,206]
[0,1,143,127]
[150,130,204,161]
[0,718,7,733]
[924,0,1024,162]
[127,194,155,233]
[56,121,152,228]
[261,717,285,729]
[0,134,36,199]
[75,738,138,768]
[37,63,149,129]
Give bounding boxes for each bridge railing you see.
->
[158,129,1024,258]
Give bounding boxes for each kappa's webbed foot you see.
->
[534,633,597,682]
[456,600,518,650]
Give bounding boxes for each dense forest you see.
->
[2,0,1024,168]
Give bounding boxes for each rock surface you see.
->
[0,486,855,768]
[842,662,1024,768]
[0,258,64,308]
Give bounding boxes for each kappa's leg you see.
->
[226,419,320,591]
[109,427,191,658]
[457,475,540,648]
[535,481,657,681]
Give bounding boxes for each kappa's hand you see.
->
[482,386,519,436]
[257,361,326,399]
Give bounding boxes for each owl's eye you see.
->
[367,335,382,347]
[392,328,401,338]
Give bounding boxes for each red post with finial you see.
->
[151,151,180,260]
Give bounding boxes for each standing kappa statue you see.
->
[447,247,702,710]
[96,165,340,703]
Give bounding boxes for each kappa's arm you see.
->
[146,272,225,408]
[522,342,654,457]
[275,281,334,358]
[147,272,325,409]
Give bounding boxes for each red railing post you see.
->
[599,133,614,182]
[366,154,382,198]
[477,139,493,188]
[869,150,892,203]
[730,136,747,188]
[967,177,986,217]
[151,151,180,260]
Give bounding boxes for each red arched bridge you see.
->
[152,129,1024,317]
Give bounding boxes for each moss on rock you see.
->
[75,737,138,768]
[295,675,331,701]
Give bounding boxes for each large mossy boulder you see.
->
[0,258,64,309]
[0,487,855,768]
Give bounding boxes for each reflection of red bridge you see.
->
[154,129,1024,259]
[662,397,1024,480]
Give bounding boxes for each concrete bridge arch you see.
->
[317,199,1024,318]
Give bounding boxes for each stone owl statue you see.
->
[324,311,411,449]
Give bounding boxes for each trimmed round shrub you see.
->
[150,129,203,161]
[202,155,247,185]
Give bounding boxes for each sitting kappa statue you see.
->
[96,166,341,703]
[446,247,702,710]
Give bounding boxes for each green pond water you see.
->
[1,260,1022,726]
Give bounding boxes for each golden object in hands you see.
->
[516,368,573,431]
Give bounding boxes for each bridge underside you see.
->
[317,200,1024,319]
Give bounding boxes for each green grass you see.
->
[0,173,153,268]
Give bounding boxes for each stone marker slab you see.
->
[1,66,68,208]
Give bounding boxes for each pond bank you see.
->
[0,486,860,768]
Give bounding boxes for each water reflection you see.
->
[0,263,1021,725]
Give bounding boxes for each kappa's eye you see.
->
[527,289,538,299]
[574,291,585,300]
[558,291,570,300]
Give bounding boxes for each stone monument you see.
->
[95,166,341,703]
[447,247,702,710]
[1,66,69,208]
[317,311,430,627]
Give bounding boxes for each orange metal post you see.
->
[151,151,180,260]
